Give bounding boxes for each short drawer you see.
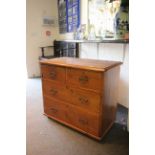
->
[41,64,66,83]
[42,80,67,102]
[44,97,67,122]
[69,87,101,113]
[66,105,100,136]
[67,68,102,92]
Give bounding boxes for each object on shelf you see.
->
[115,0,129,39]
[81,24,87,40]
[124,32,129,40]
[88,0,129,40]
[88,24,96,40]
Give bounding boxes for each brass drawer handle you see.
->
[50,72,56,79]
[50,89,58,95]
[50,108,58,113]
[79,76,88,83]
[79,97,89,104]
[79,118,88,125]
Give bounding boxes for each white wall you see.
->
[80,43,129,108]
[118,44,129,108]
[26,0,59,77]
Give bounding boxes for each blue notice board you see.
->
[58,0,80,34]
[66,0,80,32]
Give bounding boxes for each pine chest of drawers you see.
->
[40,57,122,140]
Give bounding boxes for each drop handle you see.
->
[50,89,58,95]
[79,76,88,83]
[79,97,89,104]
[79,118,88,125]
[50,72,56,79]
[50,108,58,113]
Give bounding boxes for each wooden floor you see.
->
[26,78,129,155]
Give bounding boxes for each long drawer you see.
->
[42,79,101,113]
[69,86,101,113]
[44,97,101,136]
[66,103,101,136]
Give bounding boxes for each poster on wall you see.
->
[66,0,80,32]
[58,0,80,34]
[58,0,67,34]
[88,0,129,39]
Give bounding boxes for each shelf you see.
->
[58,39,129,44]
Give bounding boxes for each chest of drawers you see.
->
[40,57,122,140]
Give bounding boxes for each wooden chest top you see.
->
[40,57,122,72]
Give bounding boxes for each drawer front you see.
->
[42,80,67,101]
[66,105,100,136]
[67,68,102,92]
[69,87,101,113]
[41,64,66,83]
[44,97,67,122]
[43,96,100,136]
[43,80,101,113]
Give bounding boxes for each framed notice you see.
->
[58,0,67,34]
